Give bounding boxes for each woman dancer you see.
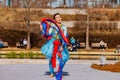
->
[40,13,69,80]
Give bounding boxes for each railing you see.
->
[0,51,120,60]
[70,52,120,60]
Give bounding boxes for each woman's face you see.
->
[55,15,62,24]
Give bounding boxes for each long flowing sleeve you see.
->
[62,26,67,37]
[61,25,68,45]
[48,27,53,34]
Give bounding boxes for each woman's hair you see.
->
[53,13,60,19]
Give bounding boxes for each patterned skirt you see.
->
[40,38,69,61]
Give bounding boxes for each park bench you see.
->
[80,42,85,48]
[16,42,24,48]
[3,42,9,48]
[91,43,107,49]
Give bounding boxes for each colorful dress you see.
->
[40,18,69,80]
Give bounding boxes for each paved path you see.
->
[0,59,119,64]
[0,59,120,80]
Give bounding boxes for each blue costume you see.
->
[40,18,69,80]
[0,41,3,48]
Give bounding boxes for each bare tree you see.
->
[40,0,54,8]
[10,0,54,8]
[112,0,117,8]
[11,0,20,7]
[85,0,90,50]
[63,0,66,8]
[0,1,3,7]
[23,0,40,49]
[74,0,78,8]
[23,0,54,49]
[23,0,31,49]
[102,0,105,8]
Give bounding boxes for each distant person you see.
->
[70,37,76,46]
[23,38,27,48]
[68,44,73,52]
[116,44,120,53]
[73,44,77,52]
[100,54,106,66]
[20,38,23,48]
[100,40,105,50]
[76,39,80,49]
[0,38,3,48]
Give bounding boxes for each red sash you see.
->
[51,40,62,68]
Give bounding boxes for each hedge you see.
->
[0,29,120,48]
[0,52,45,59]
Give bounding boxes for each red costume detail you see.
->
[41,18,69,45]
[51,40,61,68]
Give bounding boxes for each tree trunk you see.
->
[26,0,31,49]
[112,0,115,8]
[86,16,90,50]
[74,0,78,8]
[102,0,105,8]
[27,31,31,49]
[16,0,20,7]
[63,0,66,8]
[85,0,90,50]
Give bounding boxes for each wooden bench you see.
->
[16,42,24,48]
[16,42,22,48]
[91,43,107,49]
[3,42,9,48]
[80,42,86,48]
